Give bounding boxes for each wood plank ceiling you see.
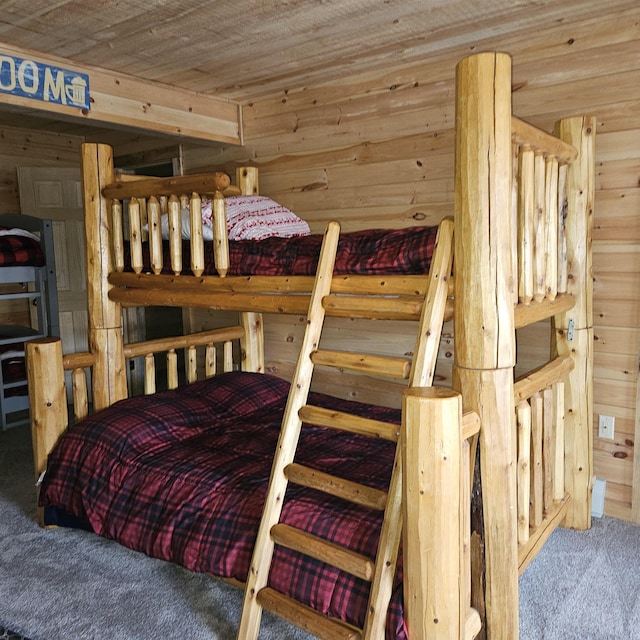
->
[0,0,625,145]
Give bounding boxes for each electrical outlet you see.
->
[598,414,615,440]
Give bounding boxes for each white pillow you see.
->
[158,210,213,241]
[0,227,41,241]
[211,195,310,241]
[152,195,310,241]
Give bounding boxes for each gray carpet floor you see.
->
[519,514,640,639]
[2,424,640,639]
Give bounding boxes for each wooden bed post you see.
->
[237,166,259,196]
[236,166,264,373]
[403,387,470,639]
[240,311,264,373]
[552,116,595,530]
[27,337,68,525]
[81,143,127,410]
[454,52,518,639]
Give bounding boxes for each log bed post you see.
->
[454,52,518,639]
[403,387,480,640]
[82,143,128,409]
[552,116,595,529]
[27,337,68,525]
[236,165,264,373]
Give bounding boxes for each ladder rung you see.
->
[462,410,481,439]
[311,349,410,379]
[285,462,387,510]
[257,587,362,640]
[323,293,422,320]
[299,404,399,441]
[271,523,374,581]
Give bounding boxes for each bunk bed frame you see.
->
[27,52,594,639]
[0,213,59,429]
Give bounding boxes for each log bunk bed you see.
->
[26,52,594,640]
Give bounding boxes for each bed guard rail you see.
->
[27,327,247,500]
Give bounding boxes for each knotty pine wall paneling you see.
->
[183,5,640,520]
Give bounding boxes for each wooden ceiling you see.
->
[0,0,624,149]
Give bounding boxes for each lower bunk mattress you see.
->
[40,371,410,638]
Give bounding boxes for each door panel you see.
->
[17,166,92,401]
[17,166,86,356]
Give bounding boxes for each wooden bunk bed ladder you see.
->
[238,218,479,639]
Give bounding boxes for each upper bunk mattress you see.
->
[127,225,439,276]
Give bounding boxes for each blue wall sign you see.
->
[0,53,90,110]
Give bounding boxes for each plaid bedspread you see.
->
[40,371,409,638]
[128,225,438,276]
[0,348,26,396]
[0,228,45,267]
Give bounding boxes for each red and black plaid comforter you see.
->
[128,225,438,276]
[40,371,409,638]
[0,346,26,396]
[0,229,45,267]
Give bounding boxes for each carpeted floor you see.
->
[3,422,640,639]
[0,423,313,640]
[0,425,34,640]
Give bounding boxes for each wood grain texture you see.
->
[177,5,639,527]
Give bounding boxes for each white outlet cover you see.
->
[598,414,615,439]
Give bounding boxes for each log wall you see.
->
[183,5,640,520]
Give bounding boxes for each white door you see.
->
[16,166,88,357]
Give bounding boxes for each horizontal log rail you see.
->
[62,350,96,371]
[103,172,234,199]
[109,286,311,315]
[518,495,571,574]
[122,326,245,359]
[512,117,577,164]
[513,355,574,404]
[108,271,433,297]
[114,172,244,200]
[514,293,575,328]
[108,272,441,321]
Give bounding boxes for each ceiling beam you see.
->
[0,42,242,145]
